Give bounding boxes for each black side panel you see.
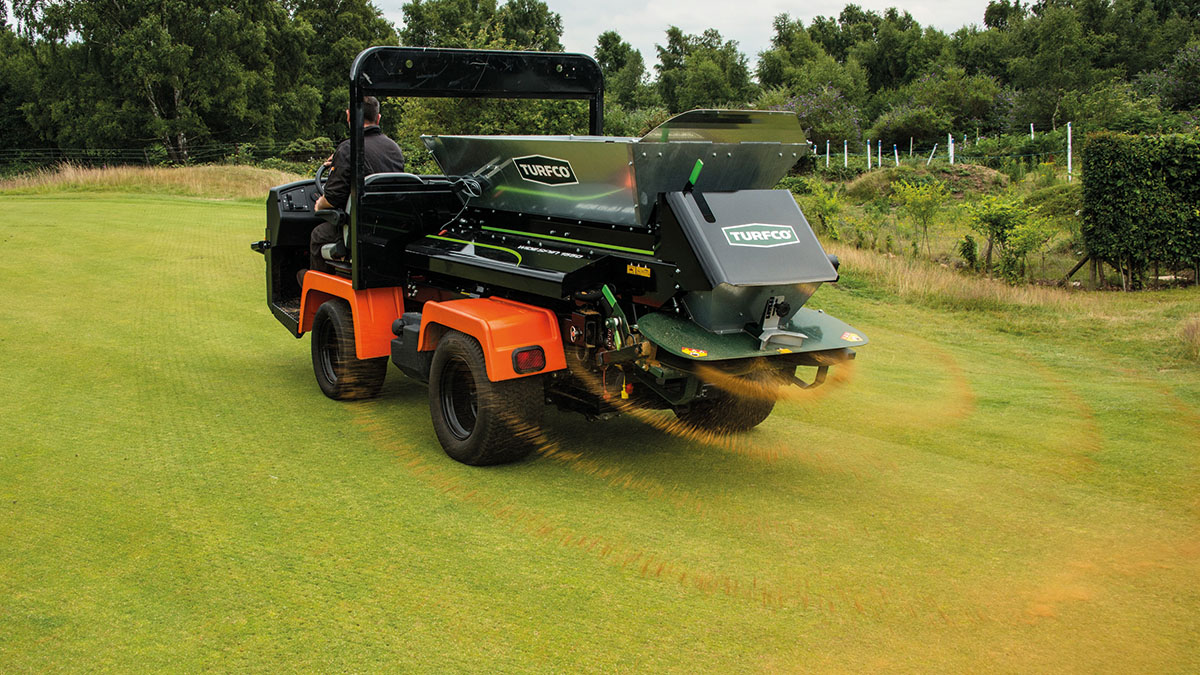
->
[665,190,838,287]
[266,179,323,335]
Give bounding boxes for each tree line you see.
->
[1,0,1197,163]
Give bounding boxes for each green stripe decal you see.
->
[426,235,522,265]
[479,226,655,256]
[492,184,626,202]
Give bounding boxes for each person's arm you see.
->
[321,143,352,210]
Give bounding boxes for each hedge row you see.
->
[1081,132,1200,273]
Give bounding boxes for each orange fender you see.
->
[298,272,405,360]
[418,297,566,381]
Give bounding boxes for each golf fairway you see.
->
[1,193,1198,670]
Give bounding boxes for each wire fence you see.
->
[0,128,1080,179]
[802,127,1080,181]
[0,140,325,176]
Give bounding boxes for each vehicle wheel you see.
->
[311,299,387,400]
[428,331,542,465]
[675,370,780,433]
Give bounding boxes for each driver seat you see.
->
[318,174,427,277]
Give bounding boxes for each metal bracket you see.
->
[790,365,829,389]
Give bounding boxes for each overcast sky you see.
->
[376,1,993,72]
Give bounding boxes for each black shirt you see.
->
[323,125,406,210]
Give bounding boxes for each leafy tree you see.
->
[848,9,948,93]
[755,14,822,90]
[756,17,868,110]
[760,84,863,145]
[984,0,1026,30]
[398,0,499,47]
[594,31,657,109]
[655,26,754,113]
[497,0,562,51]
[807,5,883,63]
[893,179,948,256]
[1006,214,1059,280]
[398,0,561,51]
[10,0,321,158]
[968,196,1026,274]
[0,20,42,150]
[866,104,951,145]
[292,0,397,141]
[1137,40,1200,111]
[1006,5,1114,129]
[1061,79,1169,132]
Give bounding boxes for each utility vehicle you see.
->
[252,47,867,465]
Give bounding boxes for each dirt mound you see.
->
[845,164,1008,202]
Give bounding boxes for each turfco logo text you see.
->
[513,155,578,186]
[721,223,800,248]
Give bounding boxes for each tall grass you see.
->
[1181,317,1200,360]
[0,162,304,200]
[829,242,1093,312]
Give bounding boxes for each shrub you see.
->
[1032,161,1057,188]
[282,137,334,162]
[767,85,864,146]
[893,179,948,256]
[801,178,843,239]
[968,197,1026,275]
[775,175,809,195]
[959,234,978,270]
[1081,132,1200,287]
[865,104,952,146]
[1025,183,1082,218]
[1005,216,1059,281]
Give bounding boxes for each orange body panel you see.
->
[418,297,566,381]
[298,272,405,360]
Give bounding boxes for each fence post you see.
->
[949,134,955,165]
[843,140,847,168]
[867,140,871,169]
[927,144,938,165]
[825,140,829,167]
[909,137,913,158]
[1030,123,1035,140]
[893,144,899,166]
[877,139,882,167]
[1067,122,1073,182]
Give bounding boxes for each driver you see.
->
[307,95,405,276]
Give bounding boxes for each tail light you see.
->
[512,346,546,374]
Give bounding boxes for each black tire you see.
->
[428,331,542,465]
[675,370,780,433]
[311,299,387,400]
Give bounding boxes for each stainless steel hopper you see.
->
[422,110,808,227]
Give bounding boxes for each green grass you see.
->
[2,190,1199,670]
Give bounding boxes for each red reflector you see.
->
[513,346,546,373]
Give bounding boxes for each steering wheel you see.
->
[314,162,331,196]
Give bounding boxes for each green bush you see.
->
[1025,182,1082,218]
[800,178,843,240]
[1081,132,1200,282]
[959,234,978,269]
[775,175,810,195]
[865,104,951,145]
[893,179,948,255]
[968,197,1025,275]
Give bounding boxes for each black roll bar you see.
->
[345,47,606,287]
